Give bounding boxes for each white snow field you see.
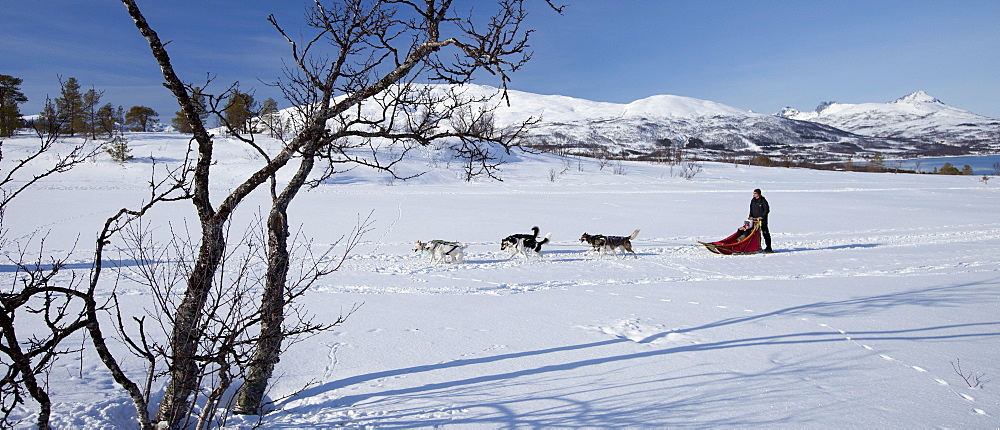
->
[3,132,999,428]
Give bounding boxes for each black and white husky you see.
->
[501,226,551,259]
[412,240,467,264]
[580,229,640,258]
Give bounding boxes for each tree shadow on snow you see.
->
[665,279,1000,335]
[0,259,148,273]
[274,279,1000,427]
[284,351,855,427]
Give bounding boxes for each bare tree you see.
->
[121,0,546,425]
[0,104,100,429]
[104,210,361,429]
[82,158,192,430]
[120,2,301,425]
[0,241,88,430]
[232,0,540,414]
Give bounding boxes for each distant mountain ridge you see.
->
[775,91,1000,153]
[480,86,999,161]
[271,84,998,162]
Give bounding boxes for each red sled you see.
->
[698,220,764,255]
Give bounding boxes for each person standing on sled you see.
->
[749,188,773,252]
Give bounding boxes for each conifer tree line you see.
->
[1,74,156,137]
[0,74,282,138]
[0,74,29,137]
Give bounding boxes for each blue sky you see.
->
[4,0,1000,120]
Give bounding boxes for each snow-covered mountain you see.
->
[483,87,988,160]
[776,91,1000,154]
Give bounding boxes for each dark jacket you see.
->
[750,196,769,219]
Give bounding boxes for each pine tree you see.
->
[105,129,133,163]
[0,74,28,137]
[125,106,159,132]
[55,77,86,136]
[223,91,255,134]
[95,103,120,137]
[171,109,192,133]
[260,97,281,138]
[171,87,207,133]
[83,88,104,139]
[939,162,961,175]
[36,97,60,136]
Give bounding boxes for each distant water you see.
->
[888,155,1000,175]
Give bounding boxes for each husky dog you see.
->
[579,229,640,258]
[501,226,551,259]
[413,240,467,264]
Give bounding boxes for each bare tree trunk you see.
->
[231,210,287,414]
[0,309,53,430]
[155,220,225,426]
[233,152,315,414]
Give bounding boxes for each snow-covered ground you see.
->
[3,132,999,428]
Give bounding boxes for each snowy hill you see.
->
[481,86,999,160]
[2,132,999,428]
[429,86,894,161]
[777,91,1000,154]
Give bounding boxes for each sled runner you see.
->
[698,219,764,255]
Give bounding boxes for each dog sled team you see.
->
[414,189,775,263]
[413,226,639,264]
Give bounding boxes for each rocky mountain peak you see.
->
[892,91,943,105]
